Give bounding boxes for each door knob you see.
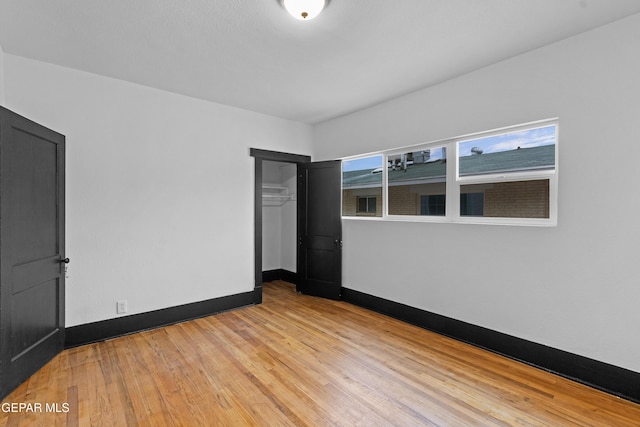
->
[60,258,70,264]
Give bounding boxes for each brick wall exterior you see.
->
[388,185,418,215]
[343,179,549,218]
[483,179,549,218]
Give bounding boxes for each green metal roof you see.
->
[342,145,554,188]
[460,144,555,176]
[342,168,383,188]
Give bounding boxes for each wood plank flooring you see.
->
[2,280,640,426]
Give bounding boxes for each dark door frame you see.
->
[250,148,310,304]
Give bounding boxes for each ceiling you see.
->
[1,1,639,124]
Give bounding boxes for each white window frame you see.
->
[385,144,449,222]
[341,154,385,220]
[341,118,558,227]
[454,120,558,226]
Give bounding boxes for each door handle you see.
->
[59,257,70,275]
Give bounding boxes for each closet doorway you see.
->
[251,149,342,303]
[261,160,298,285]
[251,149,310,303]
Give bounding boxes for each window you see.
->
[357,196,377,213]
[458,126,555,177]
[457,124,556,223]
[341,120,558,226]
[460,192,484,216]
[387,147,447,217]
[420,195,446,216]
[460,182,548,218]
[342,155,383,217]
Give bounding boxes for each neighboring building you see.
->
[342,145,554,218]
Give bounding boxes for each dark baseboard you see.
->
[262,269,298,285]
[65,291,255,348]
[342,287,640,404]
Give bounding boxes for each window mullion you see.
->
[382,154,388,218]
[447,141,460,222]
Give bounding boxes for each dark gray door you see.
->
[297,161,342,300]
[0,106,66,399]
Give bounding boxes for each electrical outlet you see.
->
[117,300,127,314]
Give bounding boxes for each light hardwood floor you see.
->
[1,280,639,426]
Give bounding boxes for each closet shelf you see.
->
[262,184,295,205]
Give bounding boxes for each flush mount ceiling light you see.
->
[282,0,326,20]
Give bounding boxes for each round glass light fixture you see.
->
[282,0,326,20]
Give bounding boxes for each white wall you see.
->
[314,14,640,373]
[4,55,313,327]
[280,163,297,273]
[262,161,297,272]
[0,42,5,105]
[262,161,284,271]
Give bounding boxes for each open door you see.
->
[0,107,66,399]
[297,161,342,300]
